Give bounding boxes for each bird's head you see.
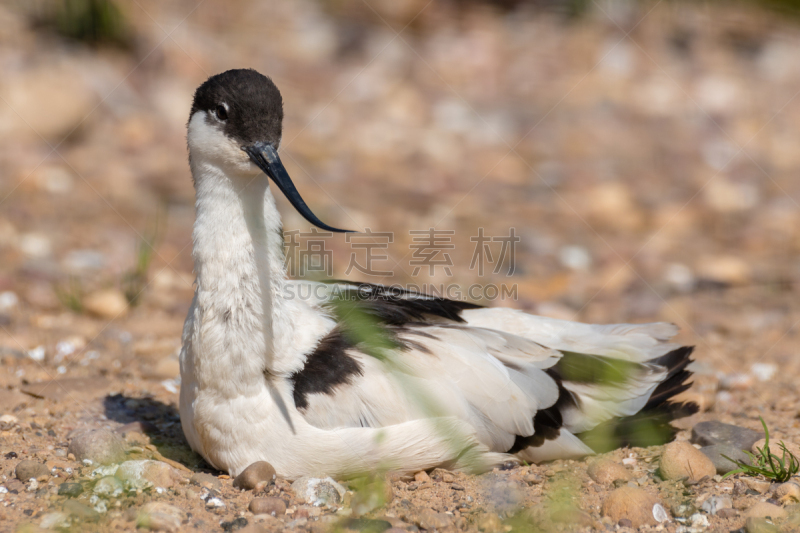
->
[187,68,349,232]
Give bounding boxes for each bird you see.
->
[179,68,697,479]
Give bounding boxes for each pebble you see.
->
[751,438,800,459]
[700,443,752,474]
[58,483,84,497]
[15,460,50,482]
[116,460,183,489]
[774,481,800,503]
[291,476,345,507]
[63,499,98,521]
[746,517,780,533]
[0,414,18,430]
[414,471,430,483]
[691,421,763,450]
[523,473,543,485]
[83,289,129,319]
[232,461,276,490]
[587,459,632,485]
[68,429,126,465]
[717,508,738,519]
[743,478,772,494]
[39,511,70,529]
[93,476,123,497]
[659,441,716,481]
[601,486,660,528]
[701,495,733,515]
[746,502,787,520]
[137,502,184,532]
[415,509,452,530]
[249,497,286,516]
[190,472,221,490]
[206,497,225,509]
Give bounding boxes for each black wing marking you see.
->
[320,280,481,325]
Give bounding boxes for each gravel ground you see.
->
[2,1,800,531]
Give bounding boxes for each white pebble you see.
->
[653,503,669,523]
[27,346,46,362]
[26,478,39,491]
[0,291,18,311]
[750,363,777,382]
[558,245,592,271]
[206,497,225,508]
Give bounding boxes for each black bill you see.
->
[243,142,351,233]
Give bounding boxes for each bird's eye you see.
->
[215,104,228,121]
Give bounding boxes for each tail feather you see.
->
[511,344,698,460]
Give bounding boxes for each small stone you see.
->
[190,472,221,490]
[58,483,83,497]
[137,502,184,532]
[40,511,70,529]
[701,495,733,515]
[618,518,633,527]
[233,461,276,490]
[775,482,800,504]
[83,289,128,319]
[746,517,780,533]
[691,421,763,450]
[751,438,800,460]
[0,414,18,430]
[220,517,249,532]
[451,483,465,490]
[523,473,543,485]
[743,478,772,494]
[416,509,452,530]
[659,441,716,481]
[116,460,183,489]
[249,497,286,516]
[700,443,753,474]
[601,486,660,528]
[690,513,709,528]
[63,499,98,521]
[94,476,123,497]
[653,503,669,523]
[68,429,126,465]
[291,477,345,507]
[717,508,738,519]
[746,502,787,520]
[206,497,225,509]
[414,471,430,483]
[588,459,632,485]
[15,460,50,482]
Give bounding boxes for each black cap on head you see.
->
[189,69,352,233]
[190,68,284,147]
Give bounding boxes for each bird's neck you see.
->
[190,160,289,389]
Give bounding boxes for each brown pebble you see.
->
[68,429,126,465]
[588,459,632,485]
[414,471,430,483]
[233,461,276,490]
[190,472,221,490]
[659,441,716,482]
[416,509,451,530]
[717,508,738,519]
[15,460,50,482]
[618,518,633,527]
[746,502,787,520]
[249,497,286,516]
[601,486,660,528]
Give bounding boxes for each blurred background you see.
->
[2,0,800,416]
